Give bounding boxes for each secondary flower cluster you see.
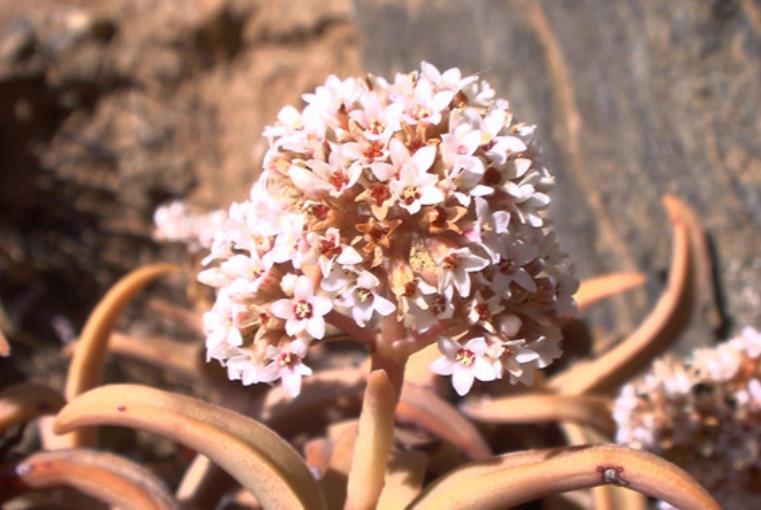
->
[614,327,761,510]
[154,201,225,253]
[196,62,576,397]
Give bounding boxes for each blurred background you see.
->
[1,0,759,383]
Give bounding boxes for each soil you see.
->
[0,0,361,382]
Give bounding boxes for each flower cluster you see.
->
[153,201,225,253]
[614,327,761,510]
[197,62,576,397]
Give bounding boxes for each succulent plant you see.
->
[0,64,723,510]
[615,327,761,510]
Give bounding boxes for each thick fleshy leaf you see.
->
[175,455,235,510]
[58,264,179,448]
[548,197,693,395]
[397,384,491,459]
[376,451,427,510]
[65,264,180,401]
[54,384,326,510]
[0,449,177,510]
[147,298,204,335]
[345,370,396,510]
[0,329,9,357]
[410,445,720,510]
[575,272,646,311]
[63,332,199,378]
[559,422,616,510]
[461,393,614,436]
[0,383,65,433]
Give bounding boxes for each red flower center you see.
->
[293,300,313,320]
[455,348,475,367]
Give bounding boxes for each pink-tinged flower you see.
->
[266,213,306,267]
[226,349,267,386]
[300,228,363,277]
[267,104,327,157]
[197,252,269,294]
[489,238,538,294]
[203,294,245,356]
[437,247,489,297]
[187,62,577,397]
[339,270,396,327]
[369,138,412,182]
[405,280,455,332]
[349,93,403,142]
[402,77,455,125]
[260,339,313,397]
[389,145,443,214]
[271,276,332,339]
[302,74,360,118]
[430,336,498,396]
[420,61,477,92]
[466,292,505,333]
[499,339,542,384]
[440,114,485,175]
[464,197,510,263]
[289,148,362,198]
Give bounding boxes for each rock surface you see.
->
[354,0,761,348]
[0,0,360,346]
[1,0,759,364]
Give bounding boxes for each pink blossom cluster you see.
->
[614,327,761,510]
[197,62,577,397]
[153,201,225,253]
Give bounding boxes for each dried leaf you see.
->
[345,370,396,510]
[0,383,65,433]
[575,272,646,311]
[548,198,693,395]
[1,449,177,510]
[397,384,492,459]
[54,384,326,510]
[411,445,719,510]
[461,393,614,436]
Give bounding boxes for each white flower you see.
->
[499,339,541,384]
[340,270,396,327]
[203,294,245,355]
[289,147,362,198]
[302,74,360,118]
[430,336,498,396]
[402,77,454,125]
[489,237,538,294]
[464,197,510,263]
[466,292,505,333]
[260,339,313,397]
[300,228,363,277]
[389,145,443,214]
[226,348,267,386]
[349,93,403,142]
[197,252,270,296]
[187,62,576,397]
[406,280,455,332]
[271,276,333,339]
[267,213,306,267]
[420,61,477,92]
[440,113,484,175]
[370,138,411,182]
[437,247,489,297]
